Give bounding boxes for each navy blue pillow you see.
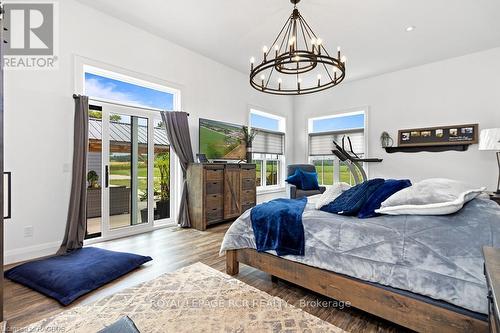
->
[299,169,320,191]
[5,247,152,305]
[321,178,385,216]
[286,169,302,188]
[358,179,412,219]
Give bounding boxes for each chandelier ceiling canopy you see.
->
[249,0,346,95]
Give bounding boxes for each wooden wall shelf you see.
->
[384,144,470,154]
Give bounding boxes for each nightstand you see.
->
[483,247,500,333]
[490,193,500,205]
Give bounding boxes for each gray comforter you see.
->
[220,197,500,314]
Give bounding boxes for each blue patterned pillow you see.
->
[321,179,385,216]
[299,169,320,191]
[286,169,302,188]
[358,179,412,219]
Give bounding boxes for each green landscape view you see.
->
[314,163,358,185]
[109,151,170,200]
[254,161,278,187]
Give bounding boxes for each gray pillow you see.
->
[375,178,486,215]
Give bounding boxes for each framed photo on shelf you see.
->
[398,124,478,147]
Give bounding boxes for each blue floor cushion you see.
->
[5,247,152,305]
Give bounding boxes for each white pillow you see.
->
[315,182,352,210]
[307,194,322,206]
[375,178,486,215]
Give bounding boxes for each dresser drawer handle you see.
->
[212,208,218,211]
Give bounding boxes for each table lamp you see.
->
[479,128,500,194]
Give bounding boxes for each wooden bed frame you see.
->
[226,248,488,333]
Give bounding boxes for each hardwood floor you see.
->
[4,223,410,333]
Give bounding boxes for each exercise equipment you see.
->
[332,136,383,185]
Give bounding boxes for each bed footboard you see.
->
[226,248,488,333]
[226,249,239,275]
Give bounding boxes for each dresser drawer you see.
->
[241,189,255,202]
[241,178,255,190]
[241,169,255,180]
[205,208,223,224]
[206,180,223,195]
[206,193,223,210]
[206,168,223,181]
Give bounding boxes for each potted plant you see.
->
[87,170,100,189]
[86,170,101,218]
[241,126,258,163]
[155,153,170,219]
[380,131,394,148]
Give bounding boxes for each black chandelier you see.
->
[249,0,346,95]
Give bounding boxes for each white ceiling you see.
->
[76,0,500,81]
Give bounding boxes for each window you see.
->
[308,111,365,186]
[84,71,174,110]
[250,109,285,190]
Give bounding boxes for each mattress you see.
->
[220,197,500,314]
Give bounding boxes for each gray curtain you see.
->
[161,111,194,228]
[57,95,89,254]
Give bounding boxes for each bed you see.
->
[221,196,500,333]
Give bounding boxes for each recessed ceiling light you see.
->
[406,26,416,32]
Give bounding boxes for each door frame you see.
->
[86,100,179,243]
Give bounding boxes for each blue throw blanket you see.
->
[250,197,307,256]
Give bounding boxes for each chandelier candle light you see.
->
[249,0,346,95]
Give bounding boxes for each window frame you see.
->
[248,108,286,192]
[74,56,182,111]
[75,56,184,245]
[307,108,368,186]
[253,153,283,190]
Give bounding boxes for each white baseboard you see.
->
[5,241,61,265]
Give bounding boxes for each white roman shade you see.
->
[253,129,285,155]
[309,129,364,156]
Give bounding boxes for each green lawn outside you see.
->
[109,160,168,198]
[314,164,355,186]
[254,160,278,186]
[255,160,262,186]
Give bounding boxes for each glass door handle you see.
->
[105,165,109,188]
[4,172,11,219]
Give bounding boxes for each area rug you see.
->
[23,262,345,333]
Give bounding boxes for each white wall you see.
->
[4,0,293,264]
[294,47,500,190]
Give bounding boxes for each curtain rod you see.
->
[72,94,189,116]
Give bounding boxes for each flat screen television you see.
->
[199,118,246,160]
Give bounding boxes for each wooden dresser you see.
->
[484,246,500,333]
[187,163,256,231]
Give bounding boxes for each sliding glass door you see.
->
[86,101,175,240]
[107,112,149,229]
